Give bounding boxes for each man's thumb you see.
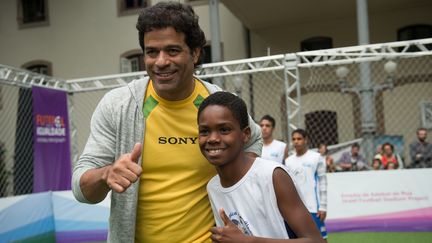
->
[130,143,142,162]
[219,208,232,226]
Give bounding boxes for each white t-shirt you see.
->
[285,150,327,213]
[207,158,291,239]
[261,139,286,164]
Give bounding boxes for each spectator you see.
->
[337,143,369,171]
[318,143,336,173]
[374,144,383,160]
[409,128,432,168]
[380,142,404,169]
[385,161,397,170]
[259,115,288,164]
[372,158,382,170]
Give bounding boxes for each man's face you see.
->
[383,145,393,156]
[292,132,307,153]
[351,146,359,156]
[143,27,200,101]
[417,130,427,142]
[259,119,274,140]
[198,105,249,167]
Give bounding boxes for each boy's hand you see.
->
[318,210,327,221]
[210,208,247,242]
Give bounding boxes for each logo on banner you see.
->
[35,114,67,143]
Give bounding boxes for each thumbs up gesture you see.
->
[103,143,143,193]
[210,208,248,242]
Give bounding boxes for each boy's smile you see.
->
[198,105,246,166]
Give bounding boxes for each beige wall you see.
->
[250,6,432,57]
[0,0,246,79]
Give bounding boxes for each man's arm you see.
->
[337,152,353,170]
[409,142,418,163]
[283,144,289,163]
[78,144,142,203]
[72,92,141,204]
[316,156,327,221]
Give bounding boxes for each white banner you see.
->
[326,168,432,232]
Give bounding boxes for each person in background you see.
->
[385,162,397,170]
[374,144,383,160]
[337,143,369,171]
[259,115,288,164]
[409,127,432,168]
[380,142,404,169]
[318,143,336,173]
[372,158,382,170]
[198,92,324,242]
[285,129,328,241]
[71,2,262,242]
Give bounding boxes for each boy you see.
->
[285,129,328,240]
[197,92,324,242]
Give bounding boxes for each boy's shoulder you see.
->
[252,158,289,177]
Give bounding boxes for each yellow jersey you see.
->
[135,80,216,242]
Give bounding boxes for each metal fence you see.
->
[1,38,431,197]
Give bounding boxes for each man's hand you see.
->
[210,209,247,242]
[103,143,143,193]
[317,210,327,222]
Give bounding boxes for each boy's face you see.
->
[292,132,307,153]
[198,105,250,167]
[259,119,274,140]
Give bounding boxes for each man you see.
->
[285,129,328,240]
[409,128,432,168]
[71,2,262,243]
[259,115,288,164]
[338,143,369,171]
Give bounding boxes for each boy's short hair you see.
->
[260,115,276,128]
[291,128,308,139]
[198,92,249,130]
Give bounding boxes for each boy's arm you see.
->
[273,168,325,242]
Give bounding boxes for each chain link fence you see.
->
[1,40,432,197]
[297,56,432,164]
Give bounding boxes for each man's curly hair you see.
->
[136,1,207,67]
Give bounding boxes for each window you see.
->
[22,60,52,76]
[202,45,212,64]
[17,0,49,28]
[300,37,333,61]
[201,42,224,64]
[300,37,333,52]
[397,24,432,51]
[305,110,338,148]
[118,0,149,16]
[420,101,432,129]
[121,50,145,72]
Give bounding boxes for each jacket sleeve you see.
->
[244,115,263,157]
[71,92,117,203]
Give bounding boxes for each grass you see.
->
[328,232,432,243]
